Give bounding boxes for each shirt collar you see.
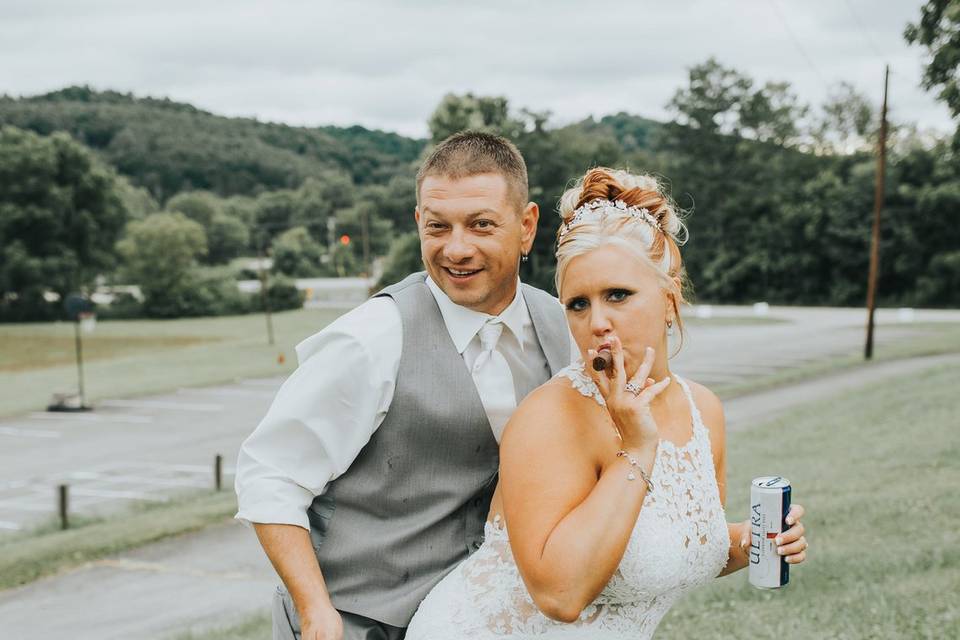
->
[425,275,531,354]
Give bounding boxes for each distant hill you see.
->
[0,86,426,201]
[562,112,664,153]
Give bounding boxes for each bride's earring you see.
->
[666,319,674,336]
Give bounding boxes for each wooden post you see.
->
[73,319,87,408]
[361,205,371,277]
[865,65,889,360]
[257,235,275,346]
[59,484,69,530]
[215,454,223,491]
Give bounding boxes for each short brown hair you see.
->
[416,131,528,212]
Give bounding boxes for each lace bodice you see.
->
[406,362,729,639]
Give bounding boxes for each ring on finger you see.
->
[624,381,643,396]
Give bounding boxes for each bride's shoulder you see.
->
[502,375,600,444]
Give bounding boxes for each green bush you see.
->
[0,290,61,323]
[95,291,144,320]
[249,277,304,312]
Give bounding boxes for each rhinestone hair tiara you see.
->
[558,198,662,240]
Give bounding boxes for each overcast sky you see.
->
[0,0,950,138]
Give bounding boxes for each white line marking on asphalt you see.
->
[28,412,154,424]
[239,379,283,388]
[0,480,30,491]
[86,474,212,489]
[0,501,57,512]
[139,462,237,475]
[93,558,262,580]
[0,427,61,438]
[99,399,224,412]
[177,387,276,399]
[0,520,21,530]
[69,488,169,501]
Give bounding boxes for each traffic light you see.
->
[339,234,351,246]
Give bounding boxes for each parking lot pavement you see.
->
[0,380,282,535]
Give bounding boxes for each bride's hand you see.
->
[587,337,670,451]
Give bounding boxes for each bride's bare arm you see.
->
[499,384,657,623]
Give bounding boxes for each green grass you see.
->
[658,361,960,639]
[0,489,238,591]
[0,307,345,416]
[714,321,960,399]
[166,613,272,640]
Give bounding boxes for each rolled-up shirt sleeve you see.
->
[235,297,400,530]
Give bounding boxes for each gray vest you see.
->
[307,272,570,627]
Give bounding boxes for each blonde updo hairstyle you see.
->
[556,167,689,352]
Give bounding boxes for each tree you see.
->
[376,232,422,290]
[0,126,128,320]
[811,83,875,154]
[667,58,753,136]
[166,190,222,228]
[114,176,159,220]
[115,212,207,317]
[206,213,250,264]
[427,94,522,143]
[906,1,960,122]
[271,226,325,277]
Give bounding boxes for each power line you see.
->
[842,0,886,61]
[768,0,831,90]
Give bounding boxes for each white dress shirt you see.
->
[235,277,572,530]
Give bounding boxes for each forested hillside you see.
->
[0,86,424,200]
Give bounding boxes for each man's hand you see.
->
[300,601,343,640]
[253,523,340,639]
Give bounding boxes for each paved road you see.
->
[1,349,957,639]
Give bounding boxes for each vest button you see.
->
[472,540,482,550]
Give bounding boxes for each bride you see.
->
[405,167,808,639]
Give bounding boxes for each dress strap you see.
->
[672,375,707,435]
[556,361,606,407]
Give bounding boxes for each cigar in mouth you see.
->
[592,348,612,372]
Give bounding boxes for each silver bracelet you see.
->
[616,450,654,492]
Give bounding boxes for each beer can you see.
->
[748,476,791,589]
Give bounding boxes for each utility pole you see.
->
[360,205,371,277]
[864,65,889,360]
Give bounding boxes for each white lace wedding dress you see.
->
[405,362,730,639]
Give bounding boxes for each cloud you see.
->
[0,0,950,137]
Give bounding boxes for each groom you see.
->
[235,131,572,640]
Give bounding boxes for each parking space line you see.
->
[0,427,61,438]
[239,379,282,388]
[70,488,169,501]
[0,501,57,512]
[178,387,276,399]
[28,412,154,424]
[138,462,236,475]
[99,399,224,412]
[84,474,212,489]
